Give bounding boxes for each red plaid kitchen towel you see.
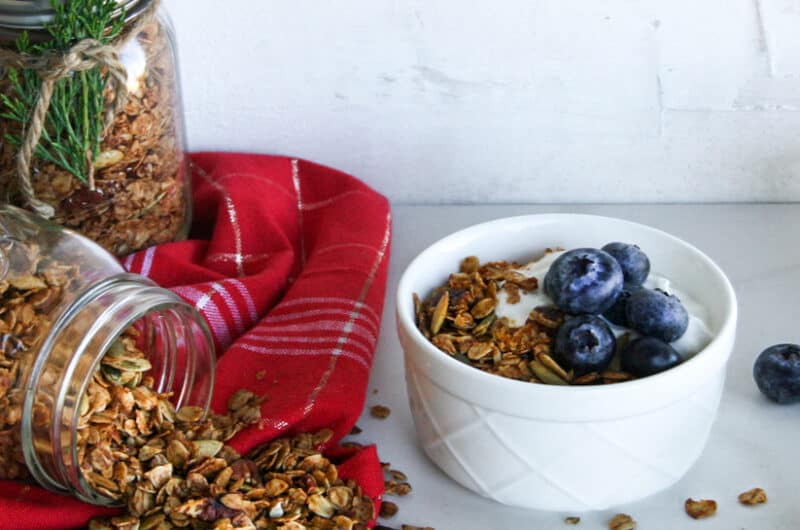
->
[0,153,392,529]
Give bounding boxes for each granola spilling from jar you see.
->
[77,329,264,503]
[0,247,376,529]
[0,17,190,256]
[2,302,376,529]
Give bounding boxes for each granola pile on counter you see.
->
[88,418,376,530]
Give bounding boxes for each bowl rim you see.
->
[396,213,738,403]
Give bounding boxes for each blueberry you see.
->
[602,242,650,286]
[753,344,800,404]
[621,336,682,377]
[544,248,624,315]
[602,285,643,327]
[554,315,616,375]
[625,288,689,342]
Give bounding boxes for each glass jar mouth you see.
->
[0,0,152,31]
[20,273,215,504]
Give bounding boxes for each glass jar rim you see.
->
[20,273,215,503]
[0,0,152,30]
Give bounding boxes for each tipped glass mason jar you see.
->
[0,0,191,256]
[0,205,213,505]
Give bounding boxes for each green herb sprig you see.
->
[0,0,126,185]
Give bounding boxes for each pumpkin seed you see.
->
[530,359,568,385]
[467,342,493,361]
[472,314,496,336]
[537,353,570,382]
[470,297,496,319]
[101,356,153,372]
[192,440,224,459]
[430,290,449,335]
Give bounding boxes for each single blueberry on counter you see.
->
[544,248,624,315]
[753,344,800,404]
[621,336,682,377]
[602,284,643,327]
[625,288,689,342]
[602,242,650,286]
[554,315,616,375]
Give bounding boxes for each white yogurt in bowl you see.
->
[494,249,714,358]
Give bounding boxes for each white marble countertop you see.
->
[351,204,800,530]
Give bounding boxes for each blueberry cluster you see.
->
[544,243,689,379]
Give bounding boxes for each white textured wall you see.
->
[165,0,800,203]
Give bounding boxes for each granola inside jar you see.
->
[0,205,214,504]
[0,0,191,256]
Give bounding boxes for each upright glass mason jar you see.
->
[0,0,192,256]
[0,205,213,504]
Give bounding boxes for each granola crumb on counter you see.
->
[380,500,399,518]
[738,487,767,506]
[608,513,636,530]
[685,498,718,519]
[384,480,412,497]
[370,405,392,419]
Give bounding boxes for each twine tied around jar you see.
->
[0,0,159,219]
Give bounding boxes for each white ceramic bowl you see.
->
[396,214,737,512]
